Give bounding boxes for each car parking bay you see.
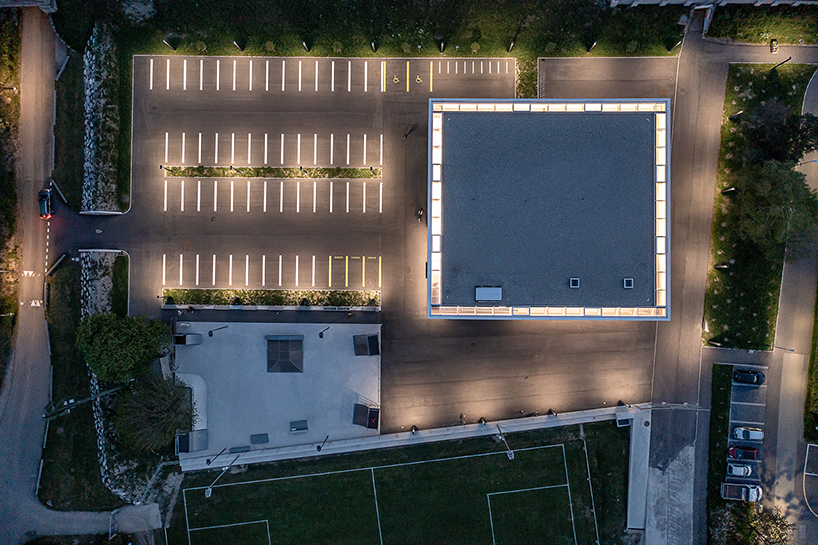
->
[725,363,768,484]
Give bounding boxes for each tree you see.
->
[114,376,193,453]
[745,98,818,163]
[733,160,818,259]
[76,314,171,383]
[749,506,794,545]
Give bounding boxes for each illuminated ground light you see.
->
[427,99,670,320]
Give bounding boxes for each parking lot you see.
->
[725,363,767,484]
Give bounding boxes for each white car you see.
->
[727,463,752,477]
[733,427,764,441]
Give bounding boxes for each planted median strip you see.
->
[164,166,381,179]
[162,288,380,307]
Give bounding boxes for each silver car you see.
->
[733,427,764,441]
[727,463,752,477]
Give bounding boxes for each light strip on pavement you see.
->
[149,58,153,90]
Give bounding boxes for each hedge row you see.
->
[162,288,380,307]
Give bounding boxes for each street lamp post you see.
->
[204,455,240,498]
[208,326,228,337]
[317,435,329,452]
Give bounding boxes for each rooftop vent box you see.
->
[569,278,580,289]
[475,287,502,302]
[624,278,634,289]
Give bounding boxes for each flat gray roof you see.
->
[441,111,654,307]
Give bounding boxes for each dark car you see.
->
[733,369,765,385]
[728,446,758,460]
[38,189,53,219]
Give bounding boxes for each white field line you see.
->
[487,484,568,497]
[184,444,564,492]
[561,444,578,545]
[188,518,269,534]
[582,437,600,544]
[487,495,496,545]
[183,489,192,545]
[371,468,384,545]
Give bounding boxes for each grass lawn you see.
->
[702,64,816,350]
[169,422,628,545]
[51,55,84,212]
[39,265,123,511]
[708,5,818,45]
[111,254,128,317]
[805,284,818,443]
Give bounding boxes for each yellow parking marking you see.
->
[381,62,386,92]
[345,256,349,287]
[406,61,410,93]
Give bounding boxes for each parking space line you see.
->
[249,60,253,92]
[313,181,316,213]
[229,255,233,286]
[245,255,249,286]
[731,419,765,425]
[363,134,367,165]
[346,134,350,165]
[196,254,199,286]
[506,60,509,73]
[297,133,301,165]
[488,61,491,74]
[438,61,441,74]
[328,256,332,287]
[200,59,203,91]
[198,132,202,164]
[281,60,285,92]
[231,132,235,165]
[481,61,484,74]
[166,59,170,90]
[731,401,766,407]
[330,181,333,213]
[362,256,366,288]
[345,256,348,287]
[380,134,383,165]
[216,60,220,91]
[164,132,168,163]
[232,59,236,91]
[183,59,187,90]
[230,180,235,212]
[278,255,282,286]
[280,133,284,165]
[265,60,269,91]
[162,254,166,285]
[406,61,409,92]
[379,256,381,288]
[346,181,349,213]
[379,182,382,214]
[163,179,167,212]
[381,62,386,92]
[149,58,153,90]
[262,255,266,286]
[247,133,252,164]
[180,180,185,212]
[296,181,301,212]
[455,61,457,74]
[214,180,218,212]
[279,181,283,212]
[472,61,475,73]
[295,255,299,287]
[348,60,351,92]
[197,180,201,212]
[363,182,366,213]
[430,61,433,92]
[313,134,317,165]
[246,181,251,212]
[179,254,183,286]
[215,132,219,164]
[447,61,449,74]
[181,132,186,164]
[331,60,335,91]
[211,254,216,285]
[364,61,368,92]
[314,60,318,92]
[263,181,267,213]
[298,60,302,92]
[264,133,268,165]
[312,255,316,287]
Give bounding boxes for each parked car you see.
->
[37,188,52,219]
[727,463,752,477]
[733,369,765,385]
[729,446,758,460]
[733,427,764,441]
[770,39,779,54]
[721,483,762,502]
